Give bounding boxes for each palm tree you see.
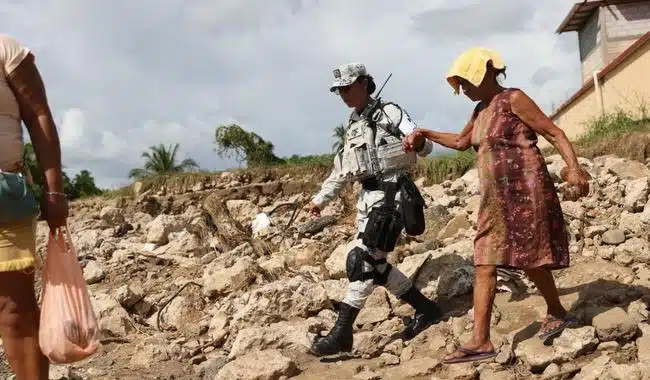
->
[332,123,347,153]
[128,143,199,180]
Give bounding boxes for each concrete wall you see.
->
[579,10,605,84]
[577,2,650,83]
[604,2,650,62]
[543,41,650,149]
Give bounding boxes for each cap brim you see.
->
[329,76,358,92]
[446,76,461,95]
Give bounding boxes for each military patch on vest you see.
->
[333,69,341,78]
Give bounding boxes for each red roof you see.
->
[549,32,650,120]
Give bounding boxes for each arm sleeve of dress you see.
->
[0,35,31,75]
[382,103,433,157]
[312,152,349,208]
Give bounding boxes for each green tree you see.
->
[214,123,284,167]
[332,123,346,153]
[73,170,103,197]
[128,143,199,180]
[21,143,104,200]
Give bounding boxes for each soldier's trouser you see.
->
[341,189,412,309]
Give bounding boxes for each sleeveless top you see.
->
[0,35,31,170]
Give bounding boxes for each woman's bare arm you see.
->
[417,107,478,151]
[6,52,64,193]
[509,89,581,171]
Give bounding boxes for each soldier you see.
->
[308,62,443,357]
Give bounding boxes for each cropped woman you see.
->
[0,34,68,379]
[403,48,591,364]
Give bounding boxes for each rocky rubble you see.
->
[4,153,650,379]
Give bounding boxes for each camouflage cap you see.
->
[329,62,368,92]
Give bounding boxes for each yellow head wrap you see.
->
[445,47,505,95]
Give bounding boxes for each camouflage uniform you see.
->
[310,63,443,357]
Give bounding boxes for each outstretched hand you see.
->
[403,129,426,152]
[308,202,321,217]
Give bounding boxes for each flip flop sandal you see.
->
[442,347,497,364]
[538,316,577,343]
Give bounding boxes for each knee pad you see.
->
[345,247,393,286]
[346,247,373,282]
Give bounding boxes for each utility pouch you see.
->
[399,176,426,236]
[362,204,404,252]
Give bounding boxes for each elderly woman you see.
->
[0,34,68,378]
[403,48,590,364]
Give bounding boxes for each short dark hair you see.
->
[358,75,376,94]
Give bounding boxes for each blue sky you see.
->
[5,0,583,188]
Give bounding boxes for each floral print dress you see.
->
[471,88,569,270]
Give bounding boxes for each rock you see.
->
[146,214,183,245]
[607,362,642,380]
[129,338,170,367]
[229,320,315,359]
[627,300,649,324]
[608,160,650,180]
[575,353,611,380]
[100,206,125,226]
[619,212,645,235]
[615,238,650,264]
[438,214,472,240]
[114,283,143,308]
[398,251,474,300]
[543,363,561,377]
[228,275,330,327]
[90,292,132,337]
[561,201,585,219]
[585,225,609,238]
[460,168,480,195]
[325,240,357,279]
[156,293,204,332]
[602,230,626,245]
[83,260,106,284]
[197,353,229,379]
[422,184,446,200]
[382,357,441,378]
[215,349,300,380]
[592,307,638,342]
[202,256,258,297]
[74,229,103,257]
[553,326,598,361]
[356,288,391,326]
[514,337,555,372]
[637,334,650,363]
[624,178,649,212]
[225,199,260,226]
[445,362,478,380]
[49,366,83,380]
[640,198,650,223]
[434,195,460,208]
[378,352,399,366]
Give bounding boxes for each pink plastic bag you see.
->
[38,226,100,364]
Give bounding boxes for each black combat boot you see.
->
[310,302,360,356]
[399,286,443,340]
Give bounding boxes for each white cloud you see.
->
[5,0,583,188]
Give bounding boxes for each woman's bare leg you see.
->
[523,266,569,338]
[0,269,48,380]
[443,265,497,361]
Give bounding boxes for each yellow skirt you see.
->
[0,217,38,272]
